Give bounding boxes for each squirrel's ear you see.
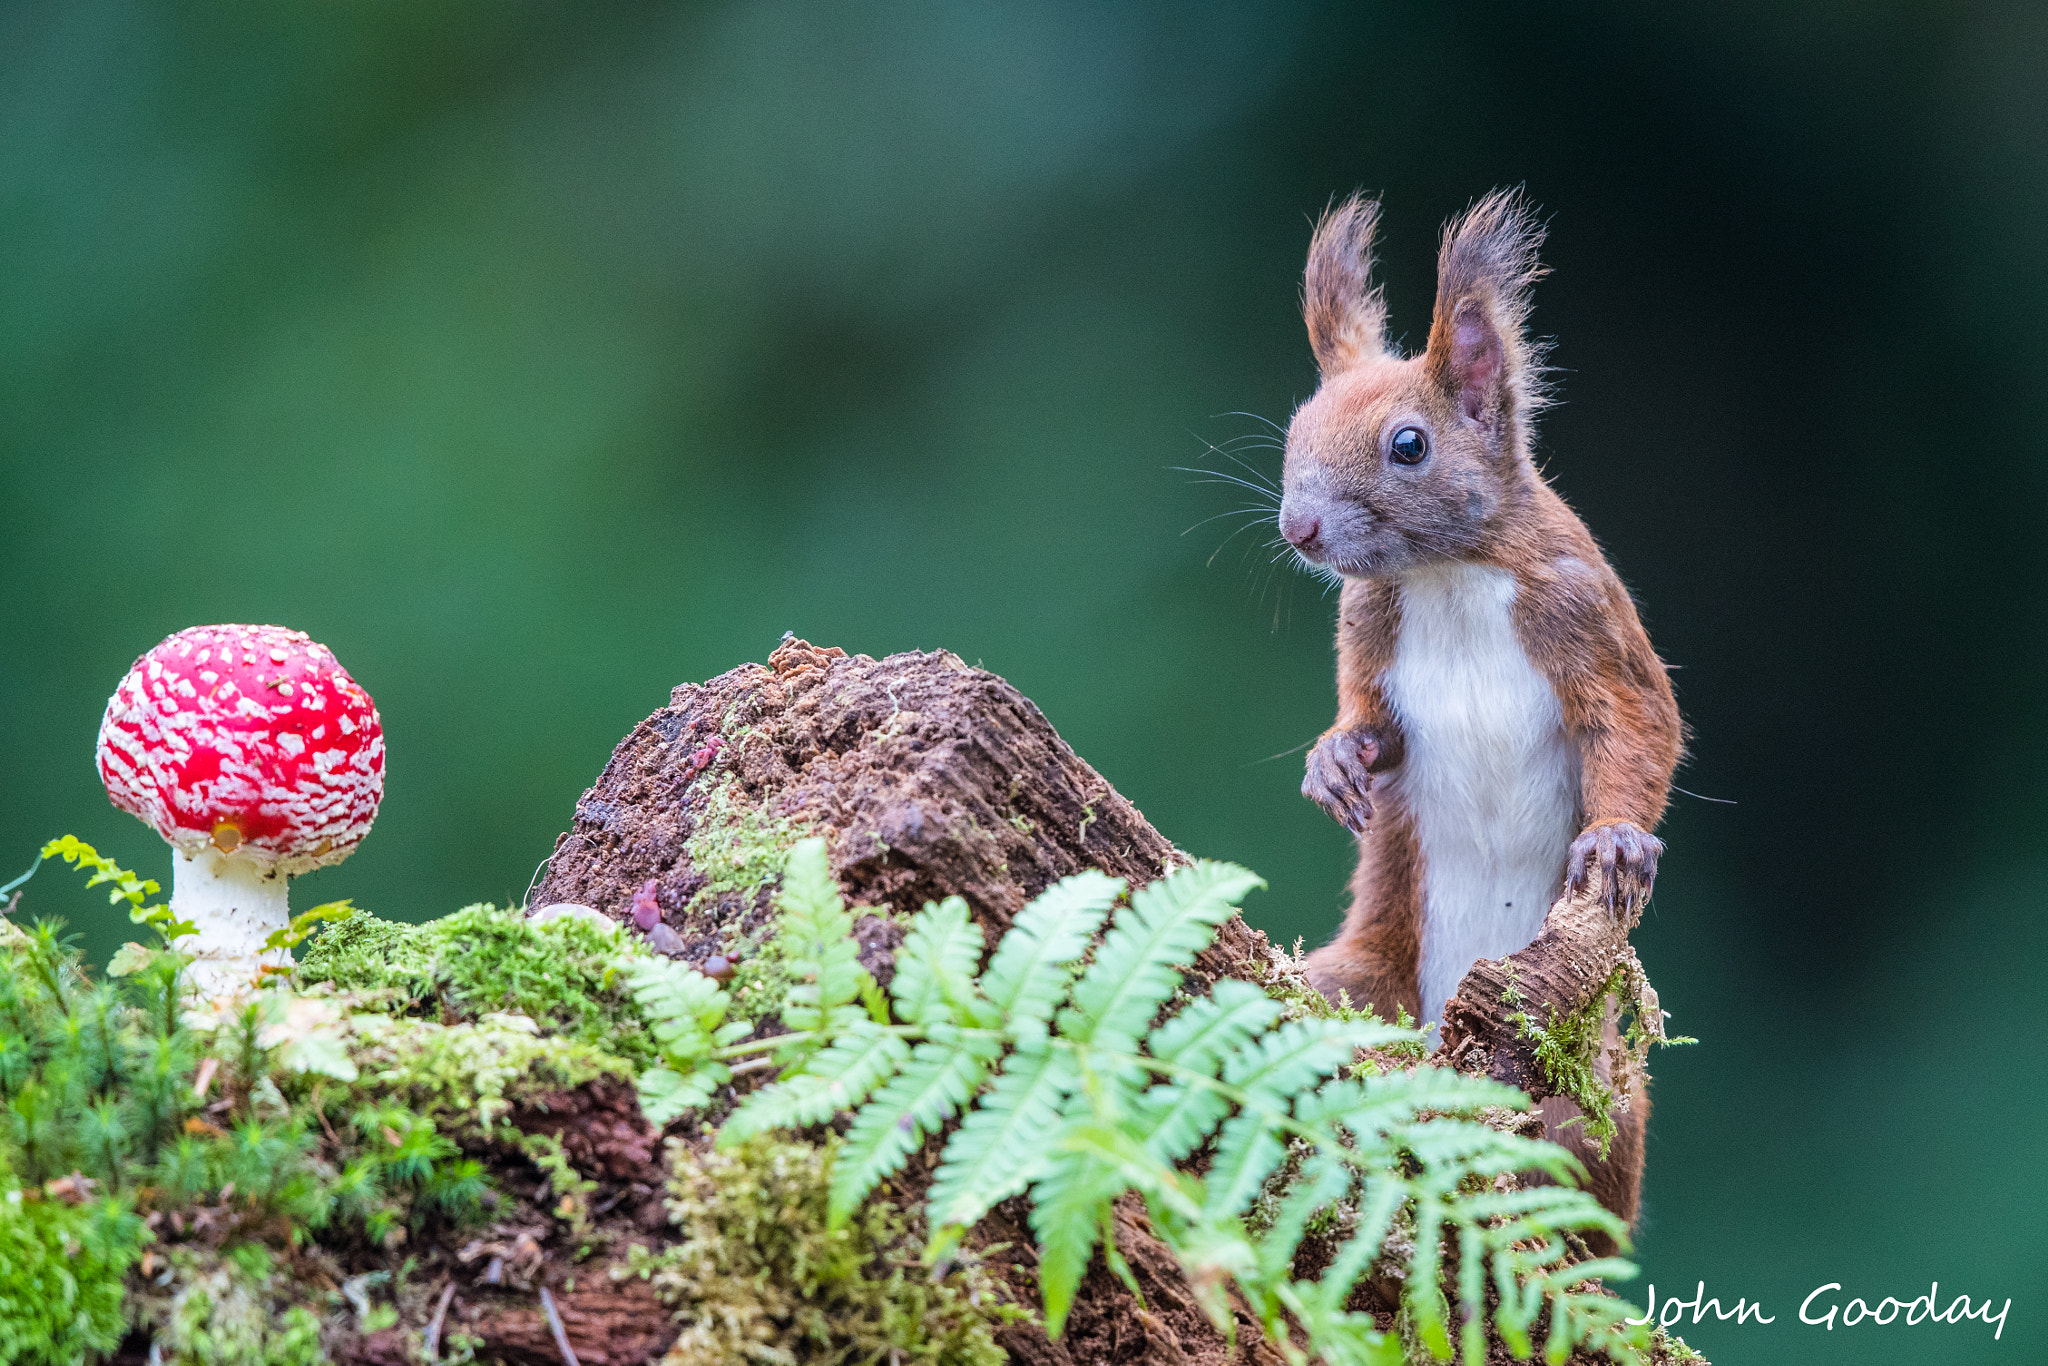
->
[1425,188,1549,434]
[1303,193,1387,375]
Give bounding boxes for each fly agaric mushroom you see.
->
[95,624,384,988]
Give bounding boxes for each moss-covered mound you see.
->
[299,904,660,1070]
[0,839,1037,1365]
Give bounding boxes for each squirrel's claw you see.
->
[1304,728,1380,835]
[1567,821,1663,910]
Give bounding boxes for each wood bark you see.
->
[1437,879,1660,1101]
[410,636,1674,1365]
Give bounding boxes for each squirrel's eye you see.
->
[1389,426,1429,465]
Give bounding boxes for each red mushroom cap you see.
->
[96,624,385,875]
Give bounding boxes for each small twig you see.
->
[728,1055,780,1076]
[522,855,552,911]
[539,1287,580,1366]
[424,1281,456,1362]
[313,1090,340,1145]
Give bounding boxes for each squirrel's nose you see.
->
[1280,509,1322,550]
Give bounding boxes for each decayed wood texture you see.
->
[1437,876,1658,1100]
[527,637,1303,1363]
[471,637,1677,1365]
[532,635,1276,1000]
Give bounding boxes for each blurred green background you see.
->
[4,3,2042,1360]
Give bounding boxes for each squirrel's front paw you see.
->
[1303,728,1380,835]
[1567,821,1664,910]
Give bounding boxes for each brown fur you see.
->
[1281,191,1683,1228]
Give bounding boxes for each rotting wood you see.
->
[438,637,1688,1365]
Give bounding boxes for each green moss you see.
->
[298,903,656,1067]
[1511,968,1625,1155]
[669,776,824,1024]
[1655,1330,1709,1363]
[1510,959,1692,1158]
[134,1246,325,1366]
[619,1136,1022,1366]
[344,1011,629,1140]
[721,922,801,1029]
[1240,939,1429,1065]
[0,1173,138,1365]
[515,1129,598,1239]
[682,777,811,921]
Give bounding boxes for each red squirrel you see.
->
[1277,190,1682,1224]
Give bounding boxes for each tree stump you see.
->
[533,636,1279,1002]
[516,637,1676,1365]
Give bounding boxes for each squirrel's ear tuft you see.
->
[1303,193,1388,376]
[1425,188,1551,434]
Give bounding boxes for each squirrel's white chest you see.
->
[1380,562,1580,1032]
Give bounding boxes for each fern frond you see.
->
[627,954,750,1125]
[1025,1142,1129,1339]
[1062,860,1262,1054]
[890,896,994,1028]
[626,956,740,1061]
[715,844,1651,1365]
[1149,978,1284,1069]
[1128,980,1287,1161]
[1252,1148,1353,1287]
[1302,1068,1527,1140]
[775,837,869,1033]
[927,1041,1078,1229]
[1221,1016,1402,1109]
[1275,1287,1403,1366]
[979,870,1122,1029]
[1404,1119,1583,1190]
[1313,1177,1410,1305]
[1405,1191,1453,1360]
[719,1022,910,1144]
[1200,1108,1289,1222]
[639,1063,730,1127]
[1131,1076,1234,1165]
[829,1033,1000,1226]
[1192,1017,1398,1219]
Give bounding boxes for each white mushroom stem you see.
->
[169,847,294,992]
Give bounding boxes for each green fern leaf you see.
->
[1223,1017,1405,1103]
[927,1041,1079,1228]
[776,837,867,1032]
[1254,1149,1353,1285]
[1062,860,1262,1054]
[890,896,994,1028]
[1201,1109,1288,1221]
[1132,1076,1234,1165]
[979,870,1122,1029]
[1281,1294,1404,1366]
[719,1021,911,1144]
[1130,980,1288,1161]
[829,1033,1000,1226]
[1026,1144,1123,1338]
[1313,1178,1411,1308]
[1196,1016,1403,1218]
[1303,1068,1526,1141]
[627,956,743,1062]
[1404,1191,1454,1360]
[1403,1119,1582,1190]
[639,1063,730,1127]
[1149,978,1284,1069]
